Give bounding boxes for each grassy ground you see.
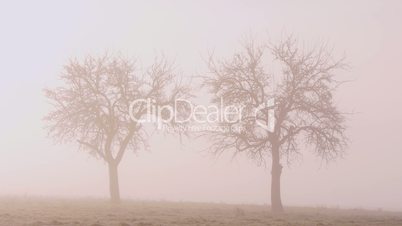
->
[0,198,401,226]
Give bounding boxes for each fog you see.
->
[0,0,401,212]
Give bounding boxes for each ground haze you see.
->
[1,198,401,226]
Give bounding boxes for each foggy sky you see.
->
[0,0,401,210]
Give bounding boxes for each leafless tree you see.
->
[44,54,189,203]
[203,36,348,212]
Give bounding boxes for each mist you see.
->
[0,1,401,223]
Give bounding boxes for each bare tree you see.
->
[44,54,189,203]
[203,36,348,212]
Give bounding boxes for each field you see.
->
[1,198,402,226]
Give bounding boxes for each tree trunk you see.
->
[271,146,284,213]
[108,161,120,203]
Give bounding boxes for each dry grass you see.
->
[0,198,401,226]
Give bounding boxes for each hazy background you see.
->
[0,0,401,211]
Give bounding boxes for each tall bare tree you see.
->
[44,54,189,202]
[203,36,348,212]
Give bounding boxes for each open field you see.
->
[0,198,401,226]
